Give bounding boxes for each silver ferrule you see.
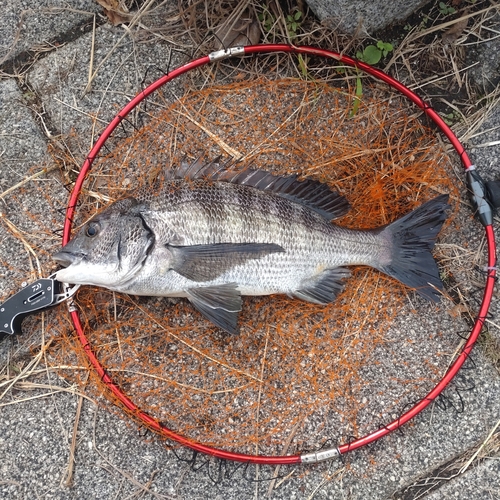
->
[300,447,340,464]
[50,274,80,312]
[208,46,245,62]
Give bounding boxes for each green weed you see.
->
[356,41,394,65]
[438,2,457,16]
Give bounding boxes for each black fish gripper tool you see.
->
[0,274,80,342]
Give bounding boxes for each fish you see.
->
[53,159,450,334]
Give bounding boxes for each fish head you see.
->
[53,198,154,288]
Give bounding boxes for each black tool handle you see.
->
[0,279,56,337]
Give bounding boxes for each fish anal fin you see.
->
[168,242,284,282]
[292,267,351,304]
[186,283,241,334]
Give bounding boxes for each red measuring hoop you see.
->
[62,44,497,464]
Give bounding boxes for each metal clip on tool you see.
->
[0,274,80,341]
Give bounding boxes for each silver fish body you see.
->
[54,161,450,333]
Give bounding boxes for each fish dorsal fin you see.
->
[172,158,350,221]
[174,157,218,179]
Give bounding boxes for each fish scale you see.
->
[54,161,450,333]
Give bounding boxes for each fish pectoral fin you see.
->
[168,242,284,282]
[186,283,242,334]
[292,267,351,304]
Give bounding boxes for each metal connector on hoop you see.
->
[300,447,340,464]
[208,46,245,62]
[466,166,494,227]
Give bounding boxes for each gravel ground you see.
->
[1,2,499,499]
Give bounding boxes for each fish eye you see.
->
[86,222,99,237]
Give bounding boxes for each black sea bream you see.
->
[53,160,450,333]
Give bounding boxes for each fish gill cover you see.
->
[16,76,466,456]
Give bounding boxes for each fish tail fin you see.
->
[376,194,450,301]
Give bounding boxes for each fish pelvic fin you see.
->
[186,283,241,334]
[376,194,450,302]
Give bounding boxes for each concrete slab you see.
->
[0,79,47,188]
[1,354,498,499]
[27,22,188,164]
[466,13,500,93]
[425,458,500,500]
[0,0,98,67]
[305,0,431,35]
[0,78,53,298]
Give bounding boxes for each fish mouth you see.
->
[53,250,84,267]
